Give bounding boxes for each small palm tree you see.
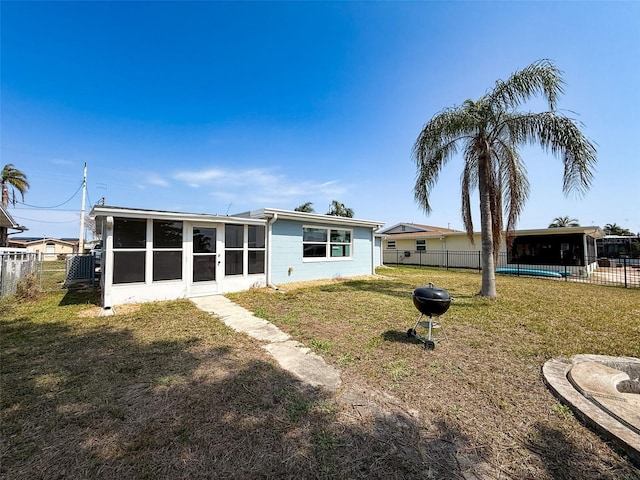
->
[294,202,315,213]
[413,60,597,298]
[549,216,579,228]
[1,164,30,208]
[327,200,354,218]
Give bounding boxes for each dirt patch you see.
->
[77,304,141,318]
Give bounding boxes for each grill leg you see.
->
[407,313,423,338]
[409,314,445,350]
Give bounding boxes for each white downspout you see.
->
[371,228,376,275]
[99,216,115,316]
[372,225,384,273]
[583,233,590,276]
[267,213,278,289]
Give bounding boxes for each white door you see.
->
[189,225,220,296]
[45,243,56,261]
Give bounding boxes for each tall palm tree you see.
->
[294,202,315,213]
[413,60,597,298]
[1,164,30,208]
[326,200,354,218]
[549,216,580,228]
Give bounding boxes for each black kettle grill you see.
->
[407,283,451,350]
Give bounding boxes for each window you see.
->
[224,224,266,276]
[303,228,327,258]
[303,227,352,260]
[387,240,396,249]
[248,225,265,274]
[224,225,265,275]
[153,220,183,281]
[330,229,351,257]
[225,224,244,275]
[114,218,146,248]
[113,218,147,284]
[416,239,426,251]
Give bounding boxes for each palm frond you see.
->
[489,59,564,112]
[1,163,30,207]
[493,141,530,233]
[413,107,475,213]
[507,112,597,196]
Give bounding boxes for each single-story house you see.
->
[90,205,384,309]
[381,222,604,276]
[8,237,79,260]
[597,235,640,259]
[379,223,462,251]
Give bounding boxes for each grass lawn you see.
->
[2,266,639,479]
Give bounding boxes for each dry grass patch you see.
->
[228,266,640,479]
[2,281,444,479]
[3,265,638,479]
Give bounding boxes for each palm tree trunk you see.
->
[1,182,8,209]
[477,155,497,298]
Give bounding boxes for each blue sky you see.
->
[2,1,639,239]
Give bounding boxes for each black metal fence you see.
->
[383,249,640,289]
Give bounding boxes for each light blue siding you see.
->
[270,219,375,285]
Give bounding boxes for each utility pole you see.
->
[79,163,87,254]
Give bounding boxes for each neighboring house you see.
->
[379,223,462,253]
[597,235,640,259]
[8,237,79,260]
[90,205,384,309]
[382,222,604,276]
[0,205,26,247]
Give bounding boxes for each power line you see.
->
[12,215,79,224]
[18,181,84,209]
[13,207,80,213]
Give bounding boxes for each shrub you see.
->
[15,273,40,301]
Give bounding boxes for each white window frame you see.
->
[387,240,396,249]
[416,239,426,251]
[302,225,353,262]
[224,224,267,276]
[112,217,148,285]
[247,224,266,275]
[152,219,183,283]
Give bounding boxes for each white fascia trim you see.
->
[246,208,384,229]
[91,206,267,226]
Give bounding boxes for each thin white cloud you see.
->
[148,174,169,187]
[318,180,339,188]
[171,166,349,210]
[50,158,74,166]
[173,168,226,186]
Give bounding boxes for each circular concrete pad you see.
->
[543,354,640,466]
